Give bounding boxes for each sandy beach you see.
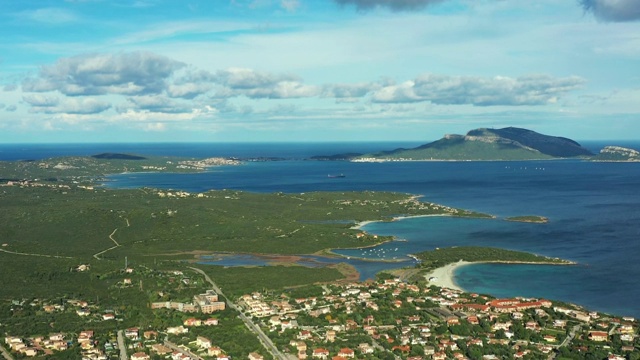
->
[424,260,472,291]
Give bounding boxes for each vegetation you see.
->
[505,215,549,223]
[194,265,344,299]
[416,246,572,272]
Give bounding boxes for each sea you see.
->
[1,141,639,318]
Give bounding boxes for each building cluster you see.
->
[235,278,638,360]
[151,290,226,314]
[177,157,241,170]
[4,330,108,359]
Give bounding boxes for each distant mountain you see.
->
[91,153,147,160]
[592,146,640,162]
[355,127,594,161]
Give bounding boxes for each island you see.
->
[505,216,549,223]
[350,127,594,161]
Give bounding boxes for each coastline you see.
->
[425,259,577,292]
[424,261,470,291]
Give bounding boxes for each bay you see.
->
[103,153,640,317]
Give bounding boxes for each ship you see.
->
[327,174,346,178]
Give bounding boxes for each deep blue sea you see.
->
[2,141,639,318]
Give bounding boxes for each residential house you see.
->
[337,348,354,358]
[588,331,608,342]
[196,336,212,349]
[131,352,151,360]
[125,328,139,340]
[312,348,329,359]
[208,346,223,357]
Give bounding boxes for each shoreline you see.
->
[425,259,577,292]
[424,261,470,291]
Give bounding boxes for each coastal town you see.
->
[2,265,638,360]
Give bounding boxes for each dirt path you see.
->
[92,218,129,260]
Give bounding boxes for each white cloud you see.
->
[123,95,193,114]
[24,95,111,114]
[22,52,185,96]
[371,74,586,106]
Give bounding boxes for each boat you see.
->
[327,174,346,178]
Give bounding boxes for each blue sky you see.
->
[0,0,638,143]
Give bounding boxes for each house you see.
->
[204,318,219,326]
[588,331,608,342]
[312,348,329,359]
[208,346,223,356]
[196,336,212,349]
[125,328,139,340]
[248,353,264,360]
[183,318,202,327]
[49,333,64,342]
[326,330,336,342]
[23,348,38,357]
[102,313,115,321]
[447,317,460,326]
[543,335,556,342]
[78,330,94,341]
[433,352,447,360]
[166,326,188,334]
[143,331,158,340]
[358,343,374,354]
[131,352,151,360]
[337,348,354,358]
[150,344,172,355]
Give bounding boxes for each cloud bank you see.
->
[22,52,185,96]
[371,74,585,106]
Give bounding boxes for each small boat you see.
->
[328,174,346,178]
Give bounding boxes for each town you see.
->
[2,265,638,360]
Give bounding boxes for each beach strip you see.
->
[424,260,472,291]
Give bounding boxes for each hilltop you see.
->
[354,127,594,161]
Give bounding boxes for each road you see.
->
[164,341,204,360]
[550,324,581,359]
[188,267,287,360]
[117,330,128,360]
[0,344,14,360]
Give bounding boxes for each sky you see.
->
[0,0,639,143]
